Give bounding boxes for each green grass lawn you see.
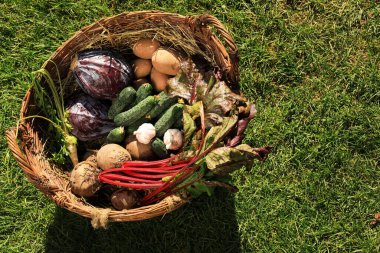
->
[1,1,379,252]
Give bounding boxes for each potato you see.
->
[125,135,154,160]
[70,161,101,197]
[111,189,138,210]
[132,59,152,78]
[151,48,180,75]
[97,144,131,170]
[150,67,169,92]
[133,39,160,59]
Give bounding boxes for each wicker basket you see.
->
[5,11,240,228]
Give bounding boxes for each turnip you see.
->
[97,144,131,170]
[70,161,102,197]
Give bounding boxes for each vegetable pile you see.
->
[34,38,271,211]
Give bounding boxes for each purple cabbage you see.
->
[71,50,133,100]
[66,94,115,141]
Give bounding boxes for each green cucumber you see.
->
[151,138,169,159]
[133,83,153,106]
[106,127,125,143]
[114,96,157,127]
[154,103,184,137]
[172,118,183,129]
[145,92,177,120]
[108,86,136,119]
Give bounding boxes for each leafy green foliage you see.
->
[202,115,238,152]
[167,59,245,127]
[205,144,259,176]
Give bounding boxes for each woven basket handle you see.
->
[193,14,240,86]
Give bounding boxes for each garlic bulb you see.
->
[163,129,183,150]
[133,123,156,144]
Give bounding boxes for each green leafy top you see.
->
[166,59,245,128]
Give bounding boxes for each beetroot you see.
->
[67,94,115,141]
[71,50,133,100]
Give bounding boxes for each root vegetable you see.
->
[150,67,169,91]
[151,48,180,75]
[132,59,152,78]
[70,161,102,197]
[125,135,154,160]
[111,189,138,210]
[133,39,160,59]
[97,144,131,170]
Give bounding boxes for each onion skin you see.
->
[71,50,133,100]
[67,94,115,141]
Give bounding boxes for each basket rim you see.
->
[7,10,240,228]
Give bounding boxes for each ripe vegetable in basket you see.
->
[96,144,131,170]
[133,123,156,144]
[154,103,184,137]
[163,129,183,150]
[114,96,157,127]
[152,48,181,75]
[133,38,160,59]
[151,67,169,91]
[67,94,115,142]
[132,83,153,106]
[108,86,136,120]
[151,138,169,159]
[70,161,102,197]
[107,127,125,143]
[125,135,154,160]
[132,59,152,78]
[71,50,133,100]
[145,91,177,120]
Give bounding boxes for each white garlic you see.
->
[133,123,156,144]
[163,129,183,150]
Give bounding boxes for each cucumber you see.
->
[133,83,153,106]
[108,86,136,119]
[151,138,169,159]
[106,127,125,143]
[114,96,157,127]
[172,118,183,129]
[154,103,184,137]
[145,92,177,120]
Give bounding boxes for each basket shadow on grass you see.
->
[44,190,242,253]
